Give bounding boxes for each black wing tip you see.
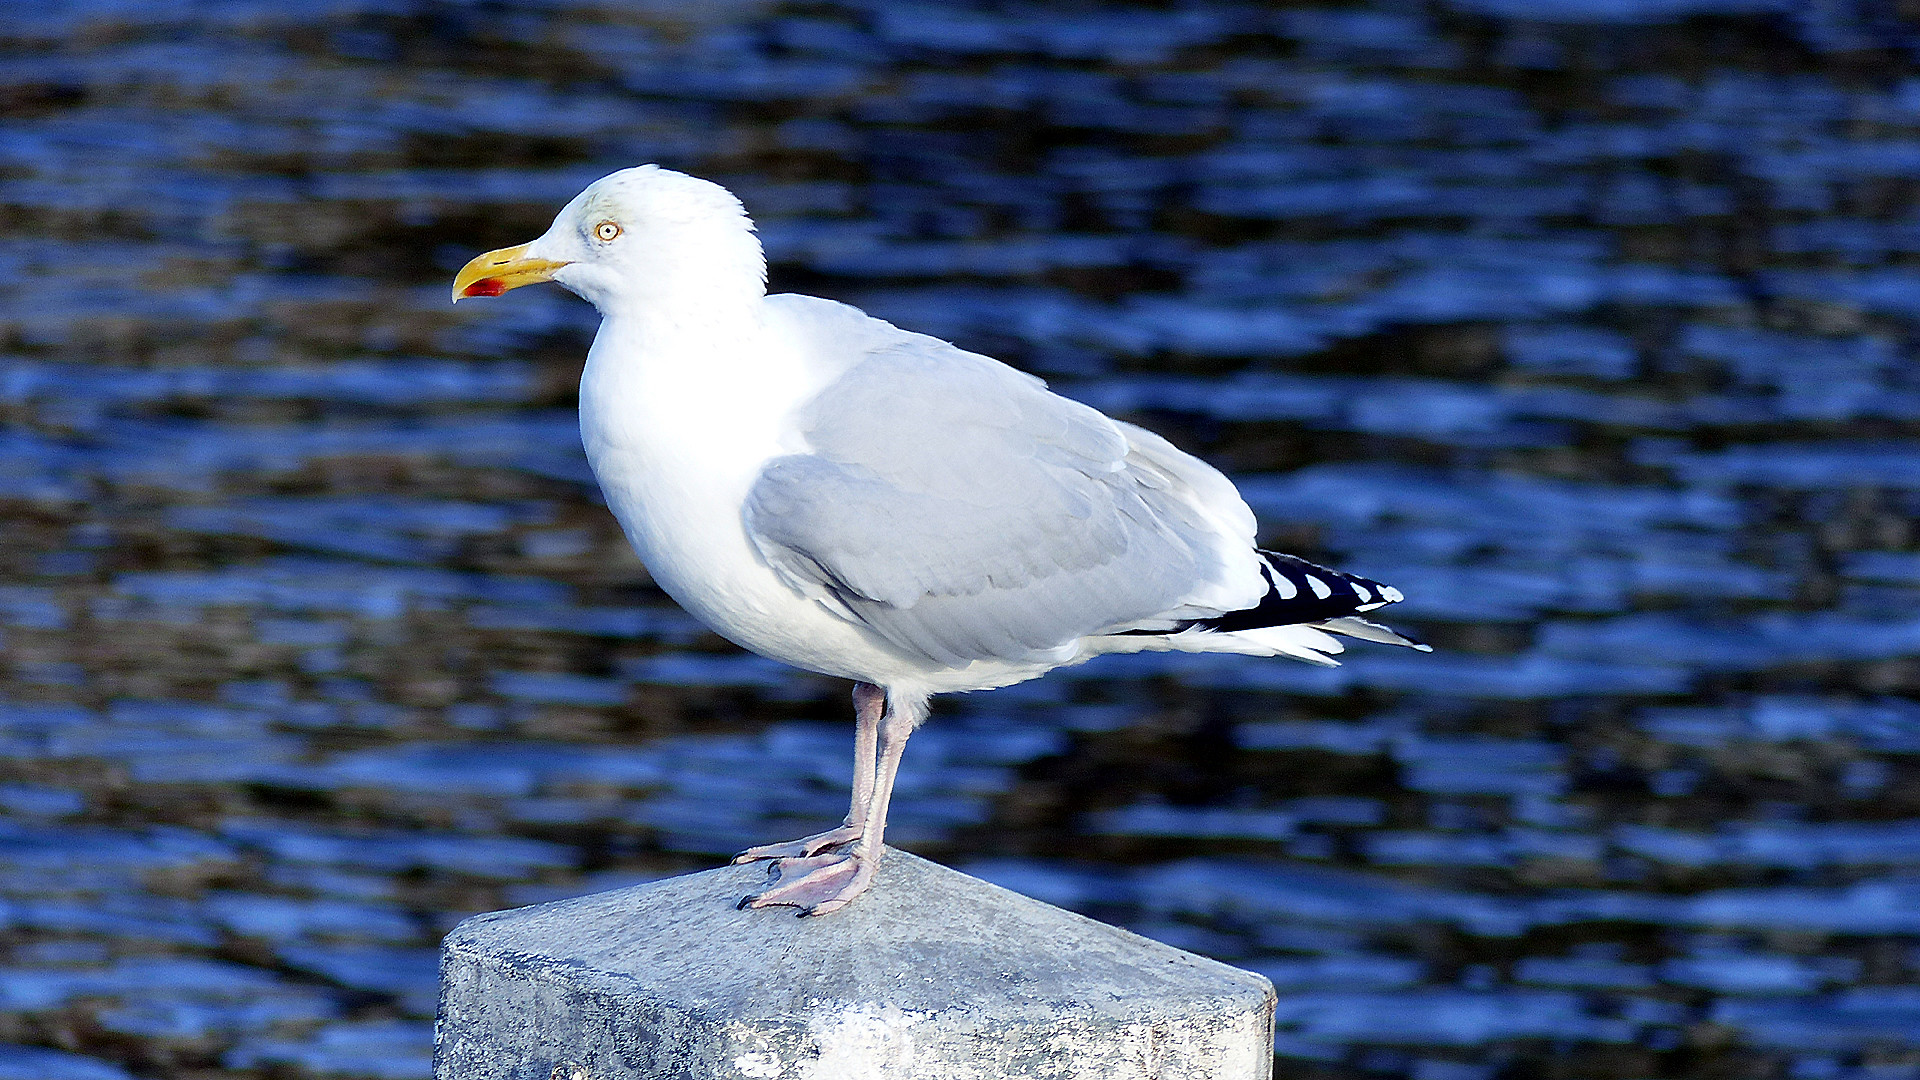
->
[1193,550,1409,632]
[1114,551,1427,652]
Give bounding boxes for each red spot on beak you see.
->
[462,278,508,298]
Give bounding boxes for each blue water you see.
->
[3,1,1920,1077]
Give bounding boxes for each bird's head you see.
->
[452,165,766,317]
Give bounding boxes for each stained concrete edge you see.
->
[437,849,1277,1080]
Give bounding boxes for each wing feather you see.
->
[743,330,1262,666]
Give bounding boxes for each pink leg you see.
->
[846,682,883,822]
[740,690,925,916]
[732,683,884,864]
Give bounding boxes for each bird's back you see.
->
[744,294,1272,671]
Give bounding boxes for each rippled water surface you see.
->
[4,1,1920,1077]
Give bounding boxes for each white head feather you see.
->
[526,165,768,320]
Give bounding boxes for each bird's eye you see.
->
[594,221,621,242]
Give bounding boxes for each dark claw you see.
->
[736,894,754,910]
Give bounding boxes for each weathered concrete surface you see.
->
[435,849,1276,1080]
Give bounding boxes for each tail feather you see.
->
[1315,615,1432,652]
[1228,623,1348,667]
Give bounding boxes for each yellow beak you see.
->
[451,243,571,302]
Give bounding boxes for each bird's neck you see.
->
[585,246,763,323]
[603,292,762,346]
[581,304,802,432]
[578,306,802,524]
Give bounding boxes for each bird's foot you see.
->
[737,849,878,917]
[730,824,862,864]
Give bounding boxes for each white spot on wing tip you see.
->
[1303,574,1333,599]
[1381,586,1404,603]
[1274,575,1298,600]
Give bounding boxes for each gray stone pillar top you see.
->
[437,850,1276,1080]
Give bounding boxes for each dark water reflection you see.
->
[4,1,1920,1077]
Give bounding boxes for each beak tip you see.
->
[450,243,562,303]
[450,276,511,302]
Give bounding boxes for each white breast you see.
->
[576,313,922,685]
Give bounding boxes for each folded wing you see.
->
[743,328,1264,667]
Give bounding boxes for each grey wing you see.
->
[743,334,1264,667]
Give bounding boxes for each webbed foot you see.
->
[737,849,879,917]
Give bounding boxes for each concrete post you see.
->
[435,849,1276,1080]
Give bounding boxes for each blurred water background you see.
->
[3,0,1920,1077]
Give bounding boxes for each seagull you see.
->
[452,165,1429,916]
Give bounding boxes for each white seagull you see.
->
[453,165,1428,916]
